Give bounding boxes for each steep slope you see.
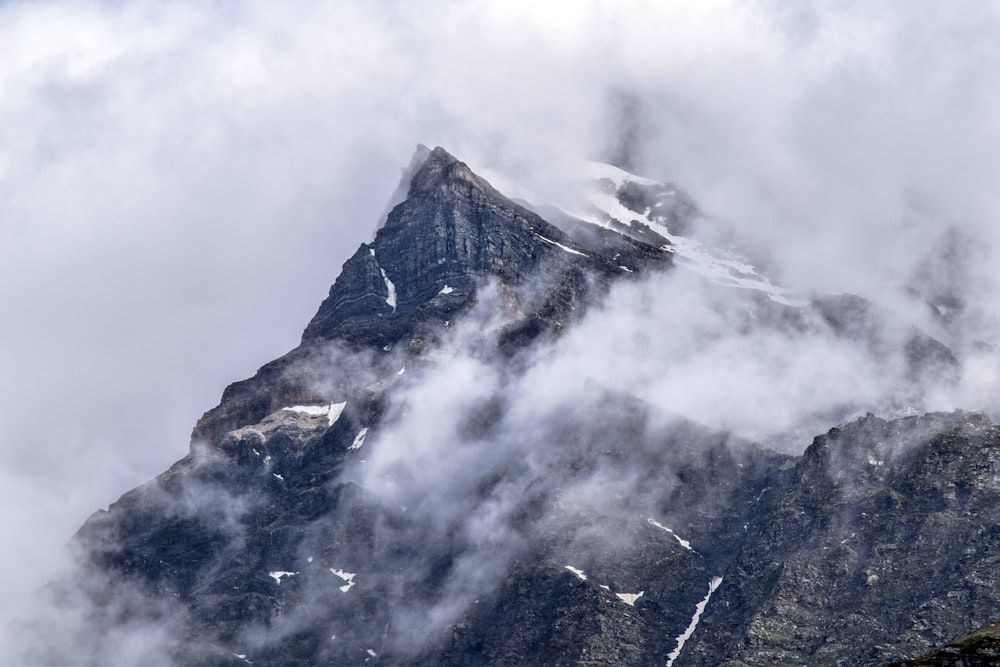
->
[55,148,756,666]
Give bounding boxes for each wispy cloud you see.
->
[3,0,1000,660]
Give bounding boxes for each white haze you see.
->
[2,0,1000,658]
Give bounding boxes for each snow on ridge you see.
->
[582,160,659,187]
[284,404,328,417]
[564,565,587,581]
[666,576,723,667]
[350,427,369,450]
[558,175,804,307]
[331,568,357,593]
[615,591,644,606]
[535,234,588,257]
[647,517,696,552]
[268,571,298,584]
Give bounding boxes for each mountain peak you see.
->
[301,146,606,346]
[192,147,663,445]
[405,145,472,195]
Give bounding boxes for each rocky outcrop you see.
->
[891,621,1000,666]
[684,411,1000,666]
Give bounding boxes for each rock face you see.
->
[34,147,1000,666]
[685,410,1000,666]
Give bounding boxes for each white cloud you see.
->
[3,0,1000,657]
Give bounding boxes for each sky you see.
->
[2,0,1000,647]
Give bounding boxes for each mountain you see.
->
[20,147,1000,666]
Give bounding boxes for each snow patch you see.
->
[269,571,298,584]
[233,654,252,664]
[273,473,284,481]
[615,591,644,606]
[564,565,587,581]
[535,234,588,257]
[648,517,696,552]
[366,649,377,657]
[380,267,397,310]
[350,428,369,450]
[283,401,346,427]
[618,266,633,273]
[666,576,723,667]
[439,285,455,295]
[331,568,356,593]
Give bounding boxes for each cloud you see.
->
[3,0,1000,659]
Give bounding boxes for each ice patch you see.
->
[331,568,356,593]
[648,517,696,552]
[618,266,633,273]
[615,591,644,606]
[564,565,587,581]
[307,556,314,564]
[439,285,455,295]
[666,576,723,667]
[273,473,284,481]
[350,428,369,450]
[233,654,252,664]
[366,649,377,657]
[269,571,298,584]
[535,234,588,257]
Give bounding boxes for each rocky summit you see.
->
[23,147,1000,666]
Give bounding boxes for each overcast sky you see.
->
[2,0,1000,637]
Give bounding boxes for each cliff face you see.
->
[33,147,1000,666]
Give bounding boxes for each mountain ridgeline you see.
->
[31,147,1000,666]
